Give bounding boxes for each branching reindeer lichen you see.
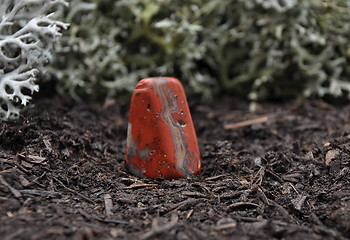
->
[52,0,350,103]
[2,0,349,119]
[0,0,68,120]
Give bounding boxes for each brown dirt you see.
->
[0,96,349,240]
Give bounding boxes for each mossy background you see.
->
[50,0,350,102]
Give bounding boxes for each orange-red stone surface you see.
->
[125,77,201,179]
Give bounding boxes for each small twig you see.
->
[289,182,299,194]
[77,209,129,225]
[218,192,241,200]
[20,189,61,197]
[53,177,94,204]
[186,209,194,219]
[181,191,208,198]
[256,185,270,205]
[171,198,203,211]
[252,167,265,185]
[104,194,113,218]
[205,174,230,181]
[228,201,259,210]
[140,214,178,240]
[232,216,265,222]
[123,183,158,189]
[265,168,284,183]
[14,162,31,174]
[0,157,10,164]
[0,175,22,198]
[224,116,269,130]
[31,172,47,188]
[213,222,237,230]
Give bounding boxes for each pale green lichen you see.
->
[0,0,68,120]
[52,0,350,102]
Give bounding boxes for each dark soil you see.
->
[0,96,349,240]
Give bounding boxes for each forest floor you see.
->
[0,95,349,240]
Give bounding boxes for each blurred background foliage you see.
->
[50,0,350,102]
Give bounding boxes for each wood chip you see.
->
[224,116,269,130]
[20,189,61,197]
[325,149,339,165]
[171,198,203,211]
[140,214,178,240]
[239,179,250,186]
[19,175,31,187]
[182,191,207,198]
[104,194,113,218]
[77,209,129,225]
[17,153,47,165]
[0,175,22,198]
[43,137,53,152]
[219,192,241,200]
[291,195,307,211]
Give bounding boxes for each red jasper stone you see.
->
[125,77,201,179]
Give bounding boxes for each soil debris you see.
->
[0,96,349,239]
